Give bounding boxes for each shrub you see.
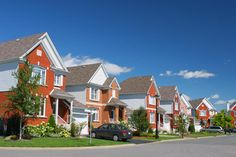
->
[70,122,79,137]
[148,128,154,134]
[0,117,4,136]
[6,114,21,136]
[188,124,195,133]
[48,115,56,128]
[4,135,18,141]
[132,131,140,136]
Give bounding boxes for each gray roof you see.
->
[0,33,45,62]
[230,101,236,109]
[107,98,127,107]
[157,106,166,113]
[67,63,102,86]
[159,86,177,101]
[50,88,75,101]
[103,77,115,87]
[73,100,86,109]
[189,98,204,109]
[120,76,153,94]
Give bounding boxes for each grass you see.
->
[188,132,224,138]
[133,134,181,141]
[0,137,128,147]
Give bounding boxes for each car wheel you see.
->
[113,135,119,141]
[91,132,96,138]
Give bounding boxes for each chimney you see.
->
[226,102,230,112]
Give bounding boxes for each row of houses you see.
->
[0,33,235,135]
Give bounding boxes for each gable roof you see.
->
[67,63,102,86]
[180,93,192,109]
[189,98,204,109]
[0,33,44,62]
[120,76,154,94]
[230,101,236,110]
[103,77,115,87]
[159,86,177,101]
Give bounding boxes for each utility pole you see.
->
[155,94,160,139]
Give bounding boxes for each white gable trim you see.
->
[180,94,192,109]
[88,63,108,84]
[109,77,121,90]
[230,104,236,110]
[19,32,68,72]
[147,76,160,97]
[196,98,215,110]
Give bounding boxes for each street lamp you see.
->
[155,94,160,139]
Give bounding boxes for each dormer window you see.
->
[54,74,63,86]
[149,96,156,105]
[90,87,100,101]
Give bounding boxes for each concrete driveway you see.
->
[0,135,235,157]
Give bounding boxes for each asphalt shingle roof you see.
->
[67,63,102,86]
[189,98,204,109]
[0,33,45,62]
[230,101,236,109]
[159,86,177,101]
[103,77,115,87]
[120,76,153,94]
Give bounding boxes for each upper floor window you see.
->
[112,89,116,98]
[149,96,156,105]
[54,74,63,86]
[174,102,179,111]
[199,110,207,116]
[32,67,46,85]
[149,112,155,124]
[90,87,100,101]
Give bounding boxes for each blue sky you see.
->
[0,0,235,111]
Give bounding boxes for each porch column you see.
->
[158,113,161,129]
[55,98,59,125]
[70,100,73,124]
[123,108,126,121]
[115,107,119,122]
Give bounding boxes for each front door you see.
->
[109,109,115,122]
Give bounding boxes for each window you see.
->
[149,96,156,105]
[92,109,99,121]
[234,111,236,117]
[54,74,63,86]
[32,67,46,85]
[90,88,100,101]
[38,98,46,117]
[175,102,179,111]
[112,89,116,98]
[149,112,155,124]
[199,110,207,116]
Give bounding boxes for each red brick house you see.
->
[189,98,217,127]
[119,76,165,130]
[228,101,236,127]
[66,63,127,129]
[159,86,181,132]
[0,33,74,126]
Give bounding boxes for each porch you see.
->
[106,98,127,123]
[50,89,75,126]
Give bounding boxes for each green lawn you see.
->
[188,132,224,138]
[0,137,128,147]
[133,134,181,141]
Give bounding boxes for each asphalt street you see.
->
[0,135,235,157]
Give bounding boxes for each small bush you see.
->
[188,124,195,133]
[4,135,18,141]
[132,131,141,136]
[70,122,79,137]
[148,128,154,134]
[48,115,56,128]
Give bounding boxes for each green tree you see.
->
[5,60,40,139]
[129,107,149,134]
[176,113,188,138]
[212,110,233,130]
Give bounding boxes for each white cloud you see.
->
[215,99,236,105]
[160,70,215,79]
[62,53,133,75]
[211,94,220,99]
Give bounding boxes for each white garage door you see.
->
[73,114,88,135]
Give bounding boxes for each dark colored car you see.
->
[200,126,224,133]
[91,123,132,141]
[225,128,236,133]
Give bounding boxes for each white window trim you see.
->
[92,109,99,122]
[89,87,100,101]
[149,96,156,105]
[54,74,63,87]
[175,102,179,111]
[149,112,155,124]
[38,98,46,117]
[199,110,207,116]
[112,89,116,98]
[32,66,46,85]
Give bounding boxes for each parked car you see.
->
[225,128,236,133]
[91,123,132,141]
[200,126,224,133]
